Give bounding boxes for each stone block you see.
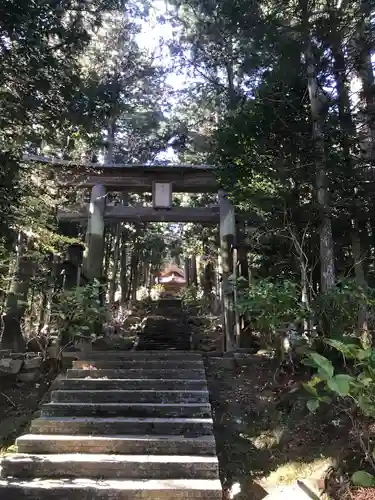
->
[72,359,203,370]
[53,378,207,391]
[41,402,212,418]
[0,358,23,374]
[0,350,12,358]
[67,367,206,380]
[234,353,254,366]
[207,357,235,369]
[24,357,43,370]
[17,434,217,456]
[0,453,219,480]
[0,478,223,499]
[30,416,214,436]
[51,389,210,404]
[10,352,26,360]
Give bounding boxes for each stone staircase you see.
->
[135,298,192,350]
[0,350,222,499]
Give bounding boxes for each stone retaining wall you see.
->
[0,350,43,382]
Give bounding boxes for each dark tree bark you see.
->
[0,232,32,352]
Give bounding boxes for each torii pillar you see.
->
[219,190,236,351]
[83,184,106,280]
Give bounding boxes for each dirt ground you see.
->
[0,375,52,452]
[205,353,373,500]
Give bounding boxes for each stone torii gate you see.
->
[24,154,251,351]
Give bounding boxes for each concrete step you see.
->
[52,378,208,391]
[72,360,203,370]
[16,434,217,456]
[136,344,191,351]
[41,403,212,418]
[139,331,190,337]
[135,345,192,351]
[0,478,222,499]
[30,417,214,436]
[136,341,191,345]
[67,369,206,380]
[1,454,219,480]
[73,351,201,360]
[51,390,210,404]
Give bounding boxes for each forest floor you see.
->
[0,376,52,453]
[205,354,375,500]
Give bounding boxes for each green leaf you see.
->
[306,399,320,412]
[310,353,334,380]
[324,339,347,352]
[358,373,373,386]
[352,471,375,487]
[303,382,318,397]
[301,357,317,367]
[357,349,371,361]
[325,339,360,358]
[319,395,332,403]
[327,374,353,396]
[358,396,375,417]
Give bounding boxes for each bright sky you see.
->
[135,1,192,162]
[135,1,191,92]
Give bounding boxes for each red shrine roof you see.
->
[158,263,186,284]
[159,263,185,278]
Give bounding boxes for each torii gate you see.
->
[24,154,257,350]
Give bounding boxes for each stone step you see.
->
[51,390,210,404]
[30,417,213,436]
[135,345,191,351]
[67,369,206,380]
[52,378,208,391]
[73,351,201,360]
[136,344,191,350]
[16,434,217,456]
[41,403,212,418]
[1,454,219,480]
[139,331,190,337]
[137,338,191,344]
[72,360,203,370]
[0,478,222,499]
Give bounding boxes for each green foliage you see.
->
[52,280,107,344]
[312,279,371,337]
[304,338,375,485]
[352,471,375,487]
[237,278,308,350]
[181,285,201,307]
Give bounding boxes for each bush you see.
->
[181,285,205,313]
[52,279,107,347]
[303,339,375,487]
[312,278,371,338]
[236,277,309,354]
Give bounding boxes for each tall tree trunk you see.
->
[190,256,198,287]
[353,0,375,162]
[300,0,335,291]
[103,229,113,282]
[109,224,121,306]
[130,249,139,302]
[120,230,128,307]
[0,232,32,351]
[330,11,369,341]
[184,257,190,286]
[105,119,116,164]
